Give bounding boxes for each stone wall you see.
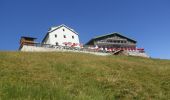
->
[20,45,111,56]
[20,45,149,58]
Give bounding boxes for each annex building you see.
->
[86,33,137,49]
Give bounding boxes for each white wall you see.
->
[43,26,80,47]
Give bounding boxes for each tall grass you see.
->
[0,52,169,100]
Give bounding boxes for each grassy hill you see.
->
[0,52,169,100]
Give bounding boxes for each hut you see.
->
[19,36,37,49]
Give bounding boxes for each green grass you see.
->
[0,52,170,100]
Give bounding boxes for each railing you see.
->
[20,42,145,54]
[96,41,136,46]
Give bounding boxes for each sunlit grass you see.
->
[0,52,169,100]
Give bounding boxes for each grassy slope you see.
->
[0,52,170,100]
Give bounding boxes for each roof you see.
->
[21,36,37,40]
[86,32,137,45]
[42,24,79,43]
[48,24,79,35]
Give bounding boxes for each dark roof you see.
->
[86,32,137,45]
[42,24,78,43]
[21,36,37,40]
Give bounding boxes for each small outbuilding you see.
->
[19,36,37,49]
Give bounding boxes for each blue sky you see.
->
[0,0,170,59]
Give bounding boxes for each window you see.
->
[72,36,74,39]
[64,35,66,38]
[63,29,65,31]
[56,42,58,46]
[55,34,57,38]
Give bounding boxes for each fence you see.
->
[20,42,145,54]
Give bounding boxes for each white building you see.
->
[42,24,80,47]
